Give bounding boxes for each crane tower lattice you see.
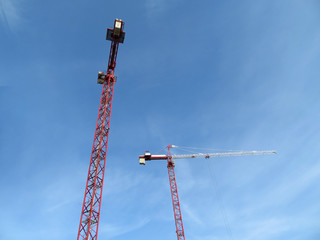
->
[77,19,125,240]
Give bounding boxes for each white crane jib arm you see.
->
[139,150,277,165]
[172,150,277,159]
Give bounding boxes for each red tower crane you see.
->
[77,19,125,240]
[139,145,277,240]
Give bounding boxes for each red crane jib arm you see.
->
[77,19,125,240]
[139,154,167,160]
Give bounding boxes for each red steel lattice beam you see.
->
[77,19,125,240]
[167,147,186,240]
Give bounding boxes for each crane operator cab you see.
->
[97,72,106,84]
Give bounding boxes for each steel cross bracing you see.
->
[77,19,125,240]
[167,147,186,240]
[77,78,115,240]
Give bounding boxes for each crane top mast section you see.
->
[97,19,125,84]
[106,19,125,74]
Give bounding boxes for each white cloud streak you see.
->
[145,0,166,16]
[262,161,320,207]
[182,202,203,225]
[0,0,23,31]
[241,217,290,240]
[99,217,150,239]
[144,0,181,19]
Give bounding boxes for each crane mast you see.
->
[77,19,125,240]
[139,145,277,240]
[167,147,185,240]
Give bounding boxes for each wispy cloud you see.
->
[145,0,166,16]
[0,0,23,31]
[144,0,181,19]
[242,217,290,240]
[103,168,148,196]
[262,161,320,207]
[182,202,203,225]
[99,217,150,239]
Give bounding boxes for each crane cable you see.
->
[171,146,235,240]
[174,146,235,240]
[157,145,244,155]
[173,145,245,152]
[205,159,235,240]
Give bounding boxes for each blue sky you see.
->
[1,0,320,239]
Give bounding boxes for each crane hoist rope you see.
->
[204,157,234,240]
[173,145,244,151]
